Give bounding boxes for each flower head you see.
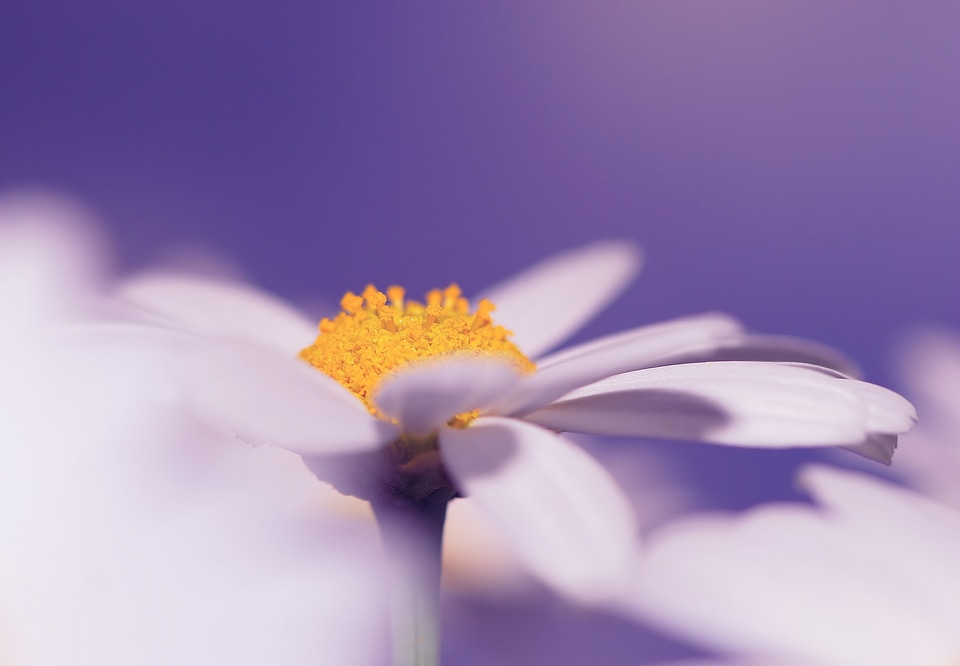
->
[300,283,534,419]
[1,197,387,666]
[119,241,917,601]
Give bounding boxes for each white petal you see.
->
[1,338,388,666]
[491,313,744,417]
[478,241,642,358]
[439,417,636,602]
[897,327,960,418]
[626,504,957,665]
[374,356,524,437]
[843,378,918,435]
[800,464,960,535]
[118,271,319,355]
[0,191,107,343]
[524,362,915,452]
[182,340,397,455]
[532,312,744,370]
[441,498,529,594]
[797,467,960,645]
[667,333,863,378]
[890,327,960,508]
[843,433,898,465]
[624,469,960,664]
[799,465,960,606]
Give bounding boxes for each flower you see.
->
[890,326,960,509]
[0,194,388,666]
[2,342,389,666]
[118,241,916,601]
[620,465,960,666]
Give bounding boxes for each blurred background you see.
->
[2,2,957,664]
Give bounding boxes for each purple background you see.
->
[3,2,958,663]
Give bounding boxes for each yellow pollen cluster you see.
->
[299,284,536,421]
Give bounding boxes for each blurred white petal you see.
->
[440,417,637,602]
[1,336,387,666]
[478,240,642,358]
[891,327,960,509]
[799,465,960,602]
[524,362,915,455]
[441,498,531,595]
[623,467,960,666]
[182,339,397,455]
[374,356,524,437]
[0,190,107,349]
[119,271,319,355]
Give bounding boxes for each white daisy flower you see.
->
[117,241,917,604]
[2,341,388,666]
[0,196,387,666]
[621,465,960,666]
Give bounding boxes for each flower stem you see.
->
[372,499,448,666]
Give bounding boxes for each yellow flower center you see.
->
[299,284,535,423]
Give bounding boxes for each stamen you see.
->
[378,305,398,333]
[386,285,405,309]
[340,292,363,315]
[299,283,536,425]
[471,299,495,331]
[442,284,461,309]
[424,304,442,327]
[364,286,387,311]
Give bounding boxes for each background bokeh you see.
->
[3,2,957,664]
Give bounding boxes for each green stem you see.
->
[372,500,448,666]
